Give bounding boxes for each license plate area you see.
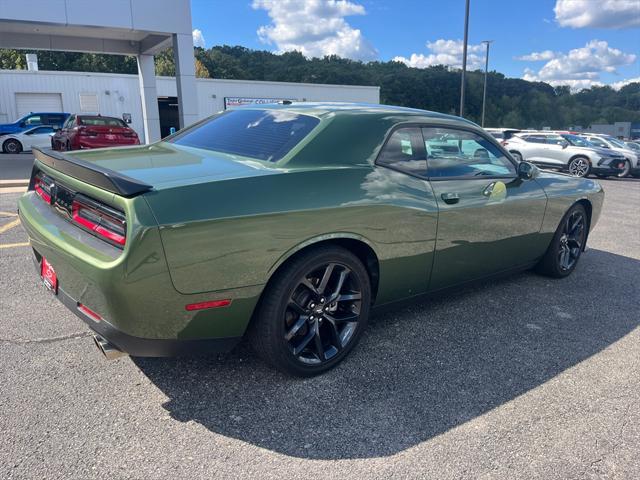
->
[41,256,58,294]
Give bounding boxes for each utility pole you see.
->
[459,0,470,117]
[481,40,493,127]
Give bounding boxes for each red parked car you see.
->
[51,114,140,151]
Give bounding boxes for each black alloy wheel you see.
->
[536,204,587,278]
[285,262,362,365]
[249,246,371,376]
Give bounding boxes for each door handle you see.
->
[441,192,460,204]
[482,182,496,197]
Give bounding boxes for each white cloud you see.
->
[554,0,640,29]
[610,77,640,90]
[192,29,206,48]
[393,39,486,70]
[521,40,636,91]
[251,0,377,61]
[516,50,557,61]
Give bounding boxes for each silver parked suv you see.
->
[578,134,640,178]
[503,132,626,178]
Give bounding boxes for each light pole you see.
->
[481,40,493,127]
[459,0,470,117]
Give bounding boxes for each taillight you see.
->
[34,173,53,203]
[72,195,126,247]
[78,128,98,136]
[123,131,138,138]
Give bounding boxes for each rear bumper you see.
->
[55,284,241,357]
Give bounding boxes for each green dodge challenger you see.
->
[19,103,603,376]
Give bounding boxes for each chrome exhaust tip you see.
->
[93,334,127,360]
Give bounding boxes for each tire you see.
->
[2,139,22,154]
[617,160,631,178]
[535,204,588,278]
[248,245,371,377]
[510,151,523,162]
[567,156,590,177]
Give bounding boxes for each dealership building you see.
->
[0,0,379,143]
[0,69,379,143]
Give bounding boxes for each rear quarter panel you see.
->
[535,172,604,241]
[145,165,439,305]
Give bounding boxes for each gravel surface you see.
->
[1,177,639,480]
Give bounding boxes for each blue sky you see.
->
[190,0,640,90]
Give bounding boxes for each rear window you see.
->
[170,109,320,162]
[79,116,127,127]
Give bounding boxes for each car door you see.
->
[26,126,56,149]
[422,126,548,290]
[521,135,551,164]
[538,135,567,167]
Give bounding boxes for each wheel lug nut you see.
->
[309,315,314,320]
[309,303,315,309]
[320,297,325,303]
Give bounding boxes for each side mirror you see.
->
[19,121,26,128]
[561,141,569,149]
[518,161,538,180]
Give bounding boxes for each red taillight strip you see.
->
[185,299,232,311]
[34,178,51,203]
[72,200,126,246]
[78,303,102,321]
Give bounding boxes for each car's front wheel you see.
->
[2,138,22,154]
[249,245,371,376]
[617,160,631,178]
[568,156,590,177]
[536,204,587,278]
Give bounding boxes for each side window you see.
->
[423,127,516,178]
[377,128,426,175]
[63,116,74,129]
[32,127,54,134]
[47,115,65,126]
[525,135,545,143]
[588,137,607,148]
[24,115,42,126]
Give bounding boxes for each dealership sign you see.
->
[224,97,297,109]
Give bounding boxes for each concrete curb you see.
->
[0,180,29,188]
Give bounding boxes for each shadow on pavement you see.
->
[134,249,639,459]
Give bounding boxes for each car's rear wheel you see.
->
[567,156,590,177]
[2,139,22,154]
[617,160,631,178]
[249,245,371,376]
[536,204,587,278]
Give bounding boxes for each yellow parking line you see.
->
[0,211,18,218]
[0,218,21,234]
[0,242,29,249]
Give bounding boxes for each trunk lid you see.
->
[50,142,280,191]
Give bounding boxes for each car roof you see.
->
[238,102,479,126]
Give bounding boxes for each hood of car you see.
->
[65,142,281,190]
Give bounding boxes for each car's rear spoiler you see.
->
[32,147,153,197]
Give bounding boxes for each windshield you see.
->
[605,137,627,149]
[562,134,594,147]
[79,116,127,127]
[170,109,320,162]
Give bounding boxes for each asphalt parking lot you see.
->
[1,160,639,479]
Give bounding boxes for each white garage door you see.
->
[15,93,63,117]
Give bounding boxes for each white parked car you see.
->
[1,125,56,154]
[578,134,640,178]
[503,132,626,178]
